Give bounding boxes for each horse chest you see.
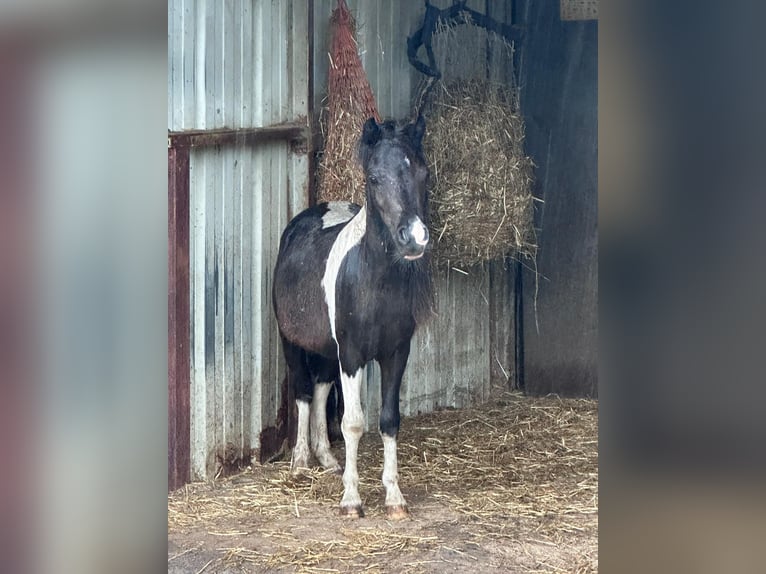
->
[334,272,415,359]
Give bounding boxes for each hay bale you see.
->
[423,80,537,268]
[315,0,380,206]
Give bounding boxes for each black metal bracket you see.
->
[407,0,525,80]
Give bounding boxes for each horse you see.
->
[272,114,433,519]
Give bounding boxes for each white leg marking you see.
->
[291,400,311,472]
[311,383,341,472]
[382,434,407,509]
[340,368,365,514]
[321,206,366,343]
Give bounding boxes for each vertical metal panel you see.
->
[170,0,309,479]
[489,259,517,388]
[517,0,597,397]
[402,269,492,420]
[169,0,303,131]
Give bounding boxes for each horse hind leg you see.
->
[310,382,342,473]
[281,338,313,473]
[292,399,311,473]
[327,379,344,442]
[306,355,342,473]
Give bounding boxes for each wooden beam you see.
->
[168,121,308,149]
[168,145,191,491]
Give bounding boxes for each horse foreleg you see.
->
[379,344,410,520]
[339,367,365,517]
[311,381,342,473]
[381,435,407,519]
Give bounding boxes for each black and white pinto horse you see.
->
[272,115,432,519]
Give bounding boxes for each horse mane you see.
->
[358,117,426,169]
[407,252,435,326]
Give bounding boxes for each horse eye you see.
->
[368,175,378,185]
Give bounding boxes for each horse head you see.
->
[358,115,430,261]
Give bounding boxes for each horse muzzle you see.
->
[397,217,429,260]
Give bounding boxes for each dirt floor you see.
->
[168,392,598,573]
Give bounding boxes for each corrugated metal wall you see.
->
[169,0,309,479]
[312,0,518,429]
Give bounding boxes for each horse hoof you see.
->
[386,505,409,521]
[291,453,310,474]
[339,505,364,518]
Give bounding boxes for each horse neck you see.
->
[353,197,433,324]
[360,198,399,269]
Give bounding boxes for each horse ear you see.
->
[407,113,426,147]
[361,117,381,147]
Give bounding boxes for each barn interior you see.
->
[168,1,597,571]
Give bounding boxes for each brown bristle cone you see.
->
[316,0,381,206]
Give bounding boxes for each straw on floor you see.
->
[169,392,598,573]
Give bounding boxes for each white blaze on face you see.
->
[410,216,428,246]
[321,206,366,344]
[321,201,356,229]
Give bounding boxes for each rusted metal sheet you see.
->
[168,145,191,491]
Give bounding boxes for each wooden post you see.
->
[168,145,191,491]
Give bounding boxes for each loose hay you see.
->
[423,80,537,268]
[222,528,440,573]
[315,0,381,206]
[169,393,598,572]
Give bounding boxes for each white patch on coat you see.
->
[381,434,407,508]
[410,216,428,246]
[339,367,365,511]
[321,206,367,343]
[403,156,410,167]
[310,382,340,471]
[291,400,311,471]
[321,201,356,229]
